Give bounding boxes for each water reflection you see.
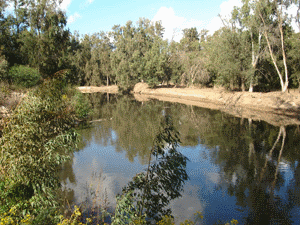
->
[59,93,300,224]
[114,116,188,223]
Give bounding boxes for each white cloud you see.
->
[86,0,95,5]
[152,7,204,42]
[68,12,81,24]
[58,0,72,11]
[207,0,242,34]
[80,0,95,8]
[287,3,299,32]
[6,1,14,11]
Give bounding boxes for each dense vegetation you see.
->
[1,0,300,92]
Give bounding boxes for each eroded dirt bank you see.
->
[78,84,300,127]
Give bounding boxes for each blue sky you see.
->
[59,0,243,41]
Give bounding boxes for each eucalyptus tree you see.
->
[0,1,8,79]
[0,71,79,222]
[6,0,71,76]
[143,37,169,87]
[165,40,184,85]
[70,32,113,86]
[113,116,188,224]
[232,0,267,92]
[0,1,24,65]
[110,18,166,91]
[205,27,252,91]
[287,32,300,88]
[178,27,210,87]
[253,0,293,92]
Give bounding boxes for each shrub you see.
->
[0,72,79,223]
[71,91,92,120]
[0,54,8,81]
[8,65,41,88]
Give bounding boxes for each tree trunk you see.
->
[249,32,261,93]
[258,4,289,93]
[241,79,245,92]
[249,81,254,92]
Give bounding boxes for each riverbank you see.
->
[78,83,300,126]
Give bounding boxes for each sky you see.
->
[58,0,243,41]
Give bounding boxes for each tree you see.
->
[233,0,266,92]
[179,27,200,52]
[70,32,113,86]
[0,71,79,222]
[110,18,166,91]
[177,28,210,87]
[254,0,292,92]
[5,0,71,76]
[205,27,252,91]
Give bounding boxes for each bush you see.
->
[8,65,41,88]
[0,73,79,223]
[0,54,8,81]
[71,90,92,120]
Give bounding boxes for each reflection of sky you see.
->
[180,145,247,224]
[60,124,300,224]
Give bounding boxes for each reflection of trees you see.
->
[199,117,300,224]
[110,96,164,163]
[84,93,228,163]
[113,116,188,224]
[76,93,300,223]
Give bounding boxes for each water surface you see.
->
[60,93,300,224]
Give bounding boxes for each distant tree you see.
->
[232,0,266,92]
[110,18,166,91]
[143,38,169,87]
[177,27,210,87]
[253,0,292,92]
[179,27,200,52]
[205,27,252,91]
[2,0,71,76]
[166,41,184,85]
[69,32,113,86]
[287,32,300,89]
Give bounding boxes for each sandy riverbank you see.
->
[77,83,300,126]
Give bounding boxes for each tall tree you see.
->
[8,0,71,76]
[110,18,165,91]
[233,1,266,92]
[205,27,252,91]
[74,32,113,86]
[254,0,292,92]
[178,27,210,87]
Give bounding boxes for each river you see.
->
[59,93,300,224]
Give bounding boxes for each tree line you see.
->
[1,0,300,93]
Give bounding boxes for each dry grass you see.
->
[0,82,27,118]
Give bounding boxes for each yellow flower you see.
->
[231,219,238,225]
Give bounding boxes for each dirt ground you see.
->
[79,83,300,126]
[77,85,119,93]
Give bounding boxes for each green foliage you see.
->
[68,32,113,86]
[71,91,92,120]
[180,27,200,52]
[111,18,166,90]
[8,65,41,88]
[0,53,8,81]
[0,72,79,223]
[204,28,252,90]
[2,0,71,75]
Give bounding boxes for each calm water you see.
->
[59,93,300,224]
